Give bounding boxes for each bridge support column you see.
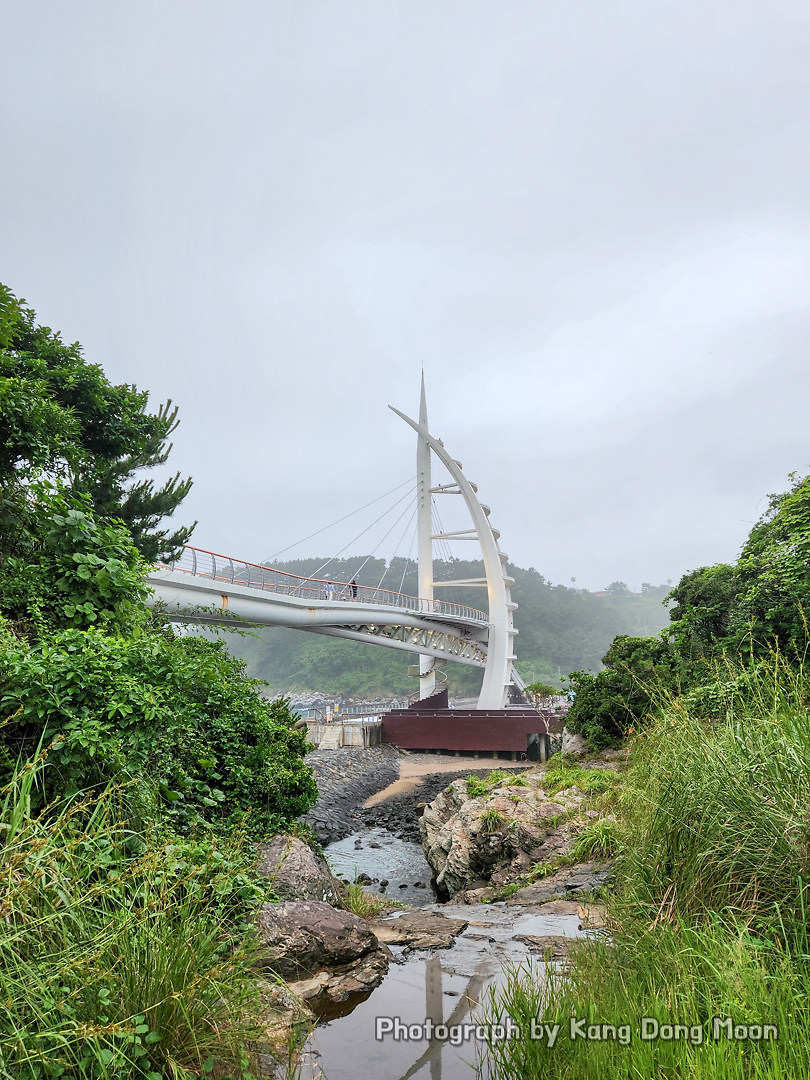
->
[417,373,436,700]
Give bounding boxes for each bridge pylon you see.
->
[390,380,525,710]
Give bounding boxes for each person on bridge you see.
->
[350,578,358,599]
[327,580,336,601]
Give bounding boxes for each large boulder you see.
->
[561,727,589,755]
[419,774,587,898]
[253,900,380,979]
[256,834,341,905]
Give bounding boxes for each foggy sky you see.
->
[2,1,810,591]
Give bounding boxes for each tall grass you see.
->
[0,751,264,1079]
[480,653,810,1079]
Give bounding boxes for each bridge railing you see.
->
[156,546,489,626]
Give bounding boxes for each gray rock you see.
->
[369,910,469,952]
[254,900,380,978]
[256,835,341,905]
[561,727,589,755]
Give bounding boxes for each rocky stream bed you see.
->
[251,747,619,1078]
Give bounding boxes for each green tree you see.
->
[565,635,677,748]
[0,284,194,561]
[668,472,810,663]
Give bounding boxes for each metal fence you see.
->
[157,545,489,626]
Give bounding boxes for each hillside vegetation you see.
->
[227,556,671,697]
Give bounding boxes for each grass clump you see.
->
[466,775,489,797]
[570,815,622,860]
[480,653,810,1079]
[340,882,390,918]
[0,752,265,1079]
[479,809,505,834]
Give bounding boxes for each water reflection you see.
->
[302,904,588,1080]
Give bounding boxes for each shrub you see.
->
[566,635,676,748]
[0,625,317,838]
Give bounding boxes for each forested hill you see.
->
[225,556,671,698]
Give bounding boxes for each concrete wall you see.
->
[305,719,383,749]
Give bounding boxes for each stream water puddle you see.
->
[325,828,436,906]
[300,902,589,1080]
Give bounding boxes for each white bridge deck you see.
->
[147,545,491,668]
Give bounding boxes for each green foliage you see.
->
[565,635,677,748]
[479,809,505,833]
[620,652,810,930]
[570,815,622,860]
[669,471,810,664]
[1,484,149,632]
[0,283,193,561]
[0,755,264,1079]
[480,654,810,1080]
[466,770,512,798]
[482,922,810,1080]
[466,775,490,797]
[525,682,558,701]
[340,882,390,918]
[0,625,317,837]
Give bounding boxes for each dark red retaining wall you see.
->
[382,708,562,753]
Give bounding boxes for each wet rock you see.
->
[368,910,469,952]
[288,945,390,1004]
[255,835,341,905]
[505,861,612,905]
[254,900,380,978]
[514,934,571,960]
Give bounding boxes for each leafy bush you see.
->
[0,624,317,837]
[1,485,149,633]
[565,635,676,748]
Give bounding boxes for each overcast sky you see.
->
[3,1,810,591]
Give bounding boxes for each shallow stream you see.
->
[325,827,436,907]
[310,831,589,1080]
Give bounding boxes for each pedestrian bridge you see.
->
[146,377,526,709]
[147,545,492,669]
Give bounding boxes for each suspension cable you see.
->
[398,518,418,594]
[376,504,418,591]
[349,496,420,585]
[266,476,415,561]
[310,484,416,579]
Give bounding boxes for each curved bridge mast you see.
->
[391,381,522,710]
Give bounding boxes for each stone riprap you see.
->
[300,745,400,844]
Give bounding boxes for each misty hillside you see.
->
[225,556,672,698]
